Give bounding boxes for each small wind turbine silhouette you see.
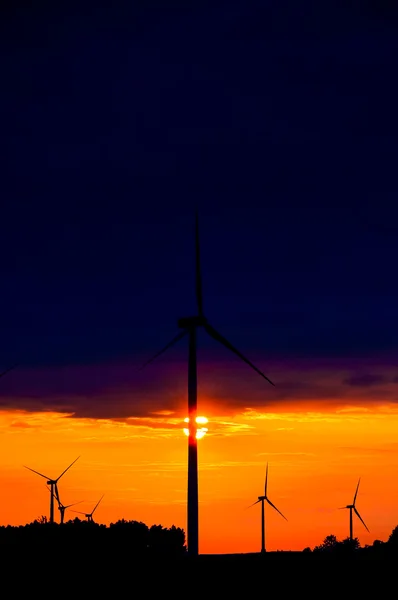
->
[139,213,274,557]
[339,478,369,541]
[72,495,104,522]
[24,457,80,523]
[47,485,83,524]
[248,463,287,553]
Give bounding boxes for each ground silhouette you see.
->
[0,519,395,595]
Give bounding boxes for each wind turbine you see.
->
[24,456,80,523]
[72,494,104,522]
[248,463,287,553]
[339,478,369,541]
[139,213,274,557]
[47,485,83,524]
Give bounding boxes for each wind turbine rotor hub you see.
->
[178,315,207,329]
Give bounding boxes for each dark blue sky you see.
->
[1,0,398,375]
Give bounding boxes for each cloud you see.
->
[114,417,181,430]
[0,355,397,421]
[343,374,386,387]
[10,420,34,429]
[257,451,315,457]
[337,444,398,455]
[276,427,295,431]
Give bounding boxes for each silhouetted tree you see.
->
[363,539,386,555]
[313,534,339,552]
[109,519,149,553]
[35,515,48,524]
[0,516,186,560]
[339,536,360,552]
[313,534,362,554]
[388,525,398,548]
[148,524,186,555]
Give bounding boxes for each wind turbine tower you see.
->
[72,495,104,523]
[339,477,369,541]
[24,457,80,523]
[48,486,83,524]
[248,463,287,553]
[140,213,275,557]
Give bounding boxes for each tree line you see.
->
[0,516,186,556]
[3,516,398,557]
[304,525,398,555]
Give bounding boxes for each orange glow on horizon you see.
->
[2,399,398,554]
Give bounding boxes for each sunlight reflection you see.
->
[183,416,208,439]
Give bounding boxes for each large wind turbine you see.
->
[24,457,80,523]
[139,213,274,557]
[339,478,369,541]
[72,494,104,523]
[248,463,287,553]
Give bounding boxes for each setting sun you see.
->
[183,416,209,439]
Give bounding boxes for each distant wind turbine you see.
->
[72,494,104,523]
[339,478,369,541]
[248,463,287,553]
[139,213,274,557]
[47,485,83,524]
[24,457,80,523]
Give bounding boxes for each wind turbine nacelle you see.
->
[178,316,207,329]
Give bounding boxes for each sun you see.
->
[183,416,208,439]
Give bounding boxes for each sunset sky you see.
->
[1,0,398,554]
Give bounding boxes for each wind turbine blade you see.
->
[265,463,268,496]
[354,507,369,532]
[56,456,80,482]
[138,330,188,370]
[204,323,275,385]
[64,500,83,509]
[246,499,261,509]
[71,510,86,515]
[0,364,18,378]
[353,477,361,505]
[195,211,204,317]
[265,497,288,521]
[54,482,61,504]
[24,466,51,480]
[92,494,104,513]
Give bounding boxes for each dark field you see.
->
[1,545,393,595]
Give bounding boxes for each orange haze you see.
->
[1,400,398,553]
